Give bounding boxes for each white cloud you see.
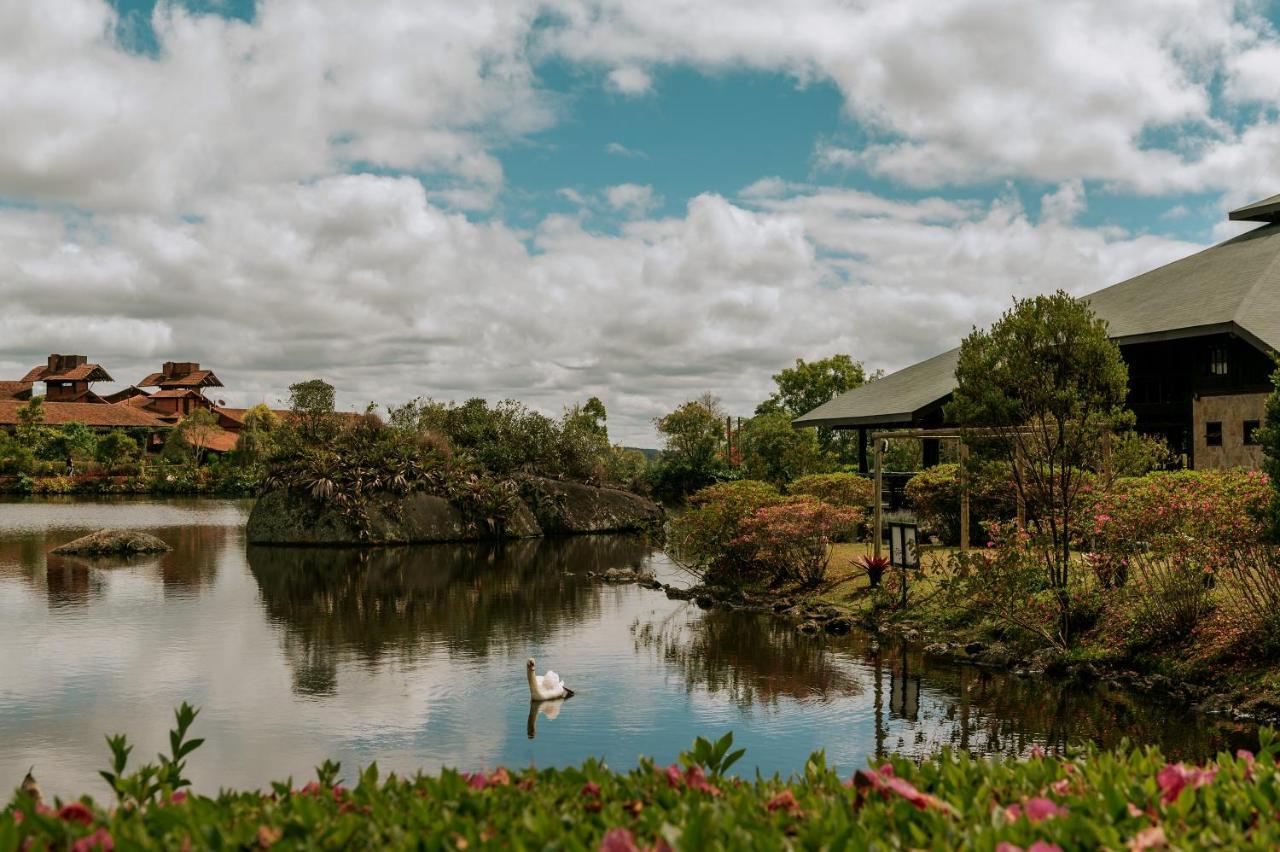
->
[605,141,648,158]
[606,65,652,95]
[544,0,1277,194]
[1040,180,1086,224]
[605,182,659,214]
[0,176,1206,445]
[0,0,552,212]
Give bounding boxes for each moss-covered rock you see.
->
[51,529,171,556]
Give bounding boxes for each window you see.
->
[1206,421,1223,447]
[1245,420,1262,446]
[1208,346,1229,376]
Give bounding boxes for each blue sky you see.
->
[2,0,1279,442]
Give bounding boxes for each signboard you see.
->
[888,521,919,570]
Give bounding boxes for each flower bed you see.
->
[6,710,1280,851]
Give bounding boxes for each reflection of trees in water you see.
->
[0,523,228,606]
[852,639,1255,763]
[634,609,863,708]
[248,535,654,696]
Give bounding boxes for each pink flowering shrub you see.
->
[732,499,862,586]
[1084,470,1269,568]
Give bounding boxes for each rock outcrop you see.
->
[523,478,664,534]
[246,481,661,546]
[51,529,171,556]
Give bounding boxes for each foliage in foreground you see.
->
[8,709,1280,851]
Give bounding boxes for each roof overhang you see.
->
[1112,321,1275,355]
[1229,193,1280,223]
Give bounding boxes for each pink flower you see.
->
[169,790,187,804]
[71,828,113,852]
[1156,763,1216,804]
[1049,778,1071,796]
[996,844,1062,852]
[662,764,683,789]
[582,781,601,799]
[766,789,801,814]
[600,828,639,852]
[57,802,94,826]
[466,772,489,791]
[1030,745,1045,759]
[1005,797,1067,823]
[683,765,721,796]
[854,764,957,815]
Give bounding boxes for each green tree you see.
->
[651,393,728,498]
[1257,359,1280,539]
[756,355,876,461]
[288,379,339,445]
[44,422,97,468]
[95,430,140,470]
[946,290,1129,644]
[175,409,222,467]
[738,410,835,486]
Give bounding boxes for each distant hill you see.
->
[624,447,661,462]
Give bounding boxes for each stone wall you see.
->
[1192,392,1266,470]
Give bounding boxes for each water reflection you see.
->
[247,536,653,695]
[635,609,863,707]
[0,498,1261,799]
[527,699,566,739]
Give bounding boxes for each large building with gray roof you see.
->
[795,196,1280,472]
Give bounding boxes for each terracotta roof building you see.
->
[0,382,32,401]
[21,354,113,403]
[0,400,166,429]
[796,194,1280,472]
[138,362,224,391]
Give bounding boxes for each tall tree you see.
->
[757,355,876,460]
[652,393,727,497]
[946,291,1128,643]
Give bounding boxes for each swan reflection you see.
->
[526,698,565,739]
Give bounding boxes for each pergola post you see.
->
[958,441,970,552]
[873,439,884,560]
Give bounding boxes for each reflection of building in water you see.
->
[248,535,652,697]
[888,642,920,722]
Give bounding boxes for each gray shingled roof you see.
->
[795,218,1280,429]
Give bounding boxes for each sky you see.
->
[2,1,1280,445]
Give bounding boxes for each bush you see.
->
[1101,548,1217,652]
[788,472,874,510]
[733,499,862,587]
[905,462,1018,544]
[1085,469,1268,561]
[666,480,783,582]
[8,709,1280,850]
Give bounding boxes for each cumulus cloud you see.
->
[606,65,652,95]
[604,183,660,214]
[544,0,1278,194]
[0,175,1205,445]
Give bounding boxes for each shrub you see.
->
[905,462,1018,544]
[788,472,874,510]
[733,499,862,587]
[1085,470,1269,561]
[8,709,1280,850]
[1102,548,1217,652]
[666,480,783,582]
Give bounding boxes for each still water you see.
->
[0,498,1258,798]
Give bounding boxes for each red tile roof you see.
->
[183,427,239,453]
[148,389,206,399]
[138,369,223,389]
[22,363,113,383]
[0,382,32,401]
[0,401,166,428]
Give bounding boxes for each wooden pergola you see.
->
[868,426,1111,558]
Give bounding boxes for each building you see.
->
[795,194,1280,472]
[20,354,114,403]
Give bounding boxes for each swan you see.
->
[526,657,575,701]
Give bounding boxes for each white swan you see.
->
[526,657,575,701]
[526,697,564,739]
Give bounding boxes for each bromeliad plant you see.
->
[7,709,1280,850]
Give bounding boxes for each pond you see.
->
[0,497,1258,798]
